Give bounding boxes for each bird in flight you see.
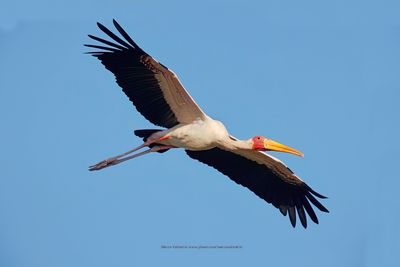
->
[86,20,328,228]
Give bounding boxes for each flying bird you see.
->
[86,20,328,228]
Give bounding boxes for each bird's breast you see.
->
[163,118,229,150]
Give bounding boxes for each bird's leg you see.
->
[89,135,173,171]
[88,140,154,171]
[107,141,151,159]
[100,145,174,169]
[89,144,173,171]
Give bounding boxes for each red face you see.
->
[251,135,304,157]
[252,136,266,150]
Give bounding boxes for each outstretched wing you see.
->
[85,19,207,128]
[186,146,328,228]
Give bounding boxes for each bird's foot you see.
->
[89,157,118,171]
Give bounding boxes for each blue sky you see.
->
[1,1,399,266]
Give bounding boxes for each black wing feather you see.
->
[186,148,328,229]
[96,22,132,49]
[305,192,329,212]
[85,20,179,128]
[288,206,297,227]
[87,34,127,50]
[112,19,143,52]
[296,196,307,228]
[301,195,319,224]
[84,44,120,53]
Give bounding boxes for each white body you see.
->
[150,116,238,151]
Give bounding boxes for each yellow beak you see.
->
[264,139,304,157]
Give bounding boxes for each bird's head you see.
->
[251,136,304,157]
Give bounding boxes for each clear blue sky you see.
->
[1,1,399,266]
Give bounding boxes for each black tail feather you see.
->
[134,129,163,141]
[134,129,170,153]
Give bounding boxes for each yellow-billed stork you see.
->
[86,20,328,228]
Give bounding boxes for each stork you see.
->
[85,20,328,228]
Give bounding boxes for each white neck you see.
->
[227,139,253,150]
